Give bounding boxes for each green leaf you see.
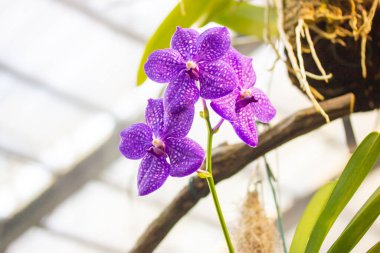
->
[136,0,232,85]
[198,0,234,26]
[328,186,380,253]
[306,132,380,253]
[367,241,380,253]
[289,181,337,253]
[211,2,278,38]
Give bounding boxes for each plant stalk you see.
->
[202,99,235,253]
[264,156,287,253]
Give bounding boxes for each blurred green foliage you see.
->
[290,132,380,253]
[136,0,277,85]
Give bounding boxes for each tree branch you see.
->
[129,93,355,253]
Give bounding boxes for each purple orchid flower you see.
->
[144,26,238,113]
[119,98,205,196]
[210,48,276,147]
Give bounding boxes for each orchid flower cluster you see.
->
[119,26,276,196]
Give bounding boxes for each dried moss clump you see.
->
[234,191,278,253]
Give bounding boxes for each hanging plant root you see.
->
[281,0,380,112]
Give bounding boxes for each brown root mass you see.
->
[283,0,380,112]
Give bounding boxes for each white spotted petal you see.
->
[166,137,205,177]
[198,60,238,99]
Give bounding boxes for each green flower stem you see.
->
[264,156,287,253]
[202,99,235,253]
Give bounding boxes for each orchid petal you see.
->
[195,27,230,62]
[210,89,239,120]
[231,107,258,147]
[145,98,164,137]
[222,47,256,89]
[222,48,244,85]
[249,87,276,123]
[171,27,199,60]
[222,47,256,88]
[144,49,185,83]
[137,153,170,195]
[119,123,152,160]
[241,55,256,89]
[166,137,205,177]
[163,105,195,139]
[164,72,199,114]
[199,60,237,99]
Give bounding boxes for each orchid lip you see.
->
[235,93,258,113]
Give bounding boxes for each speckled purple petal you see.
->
[198,60,237,99]
[166,137,205,177]
[210,89,239,120]
[222,47,256,88]
[119,123,152,160]
[163,72,199,114]
[241,55,256,89]
[145,98,164,138]
[195,27,230,62]
[137,153,170,196]
[230,107,258,147]
[144,49,185,83]
[163,105,195,139]
[171,27,199,60]
[222,47,243,85]
[249,87,276,123]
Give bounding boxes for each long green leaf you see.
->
[328,186,380,253]
[367,241,380,253]
[289,181,337,253]
[136,0,232,85]
[211,2,278,38]
[306,132,380,253]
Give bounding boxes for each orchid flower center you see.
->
[152,138,165,150]
[235,89,258,113]
[240,89,252,99]
[151,138,166,156]
[185,60,199,81]
[186,60,197,70]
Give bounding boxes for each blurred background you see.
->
[0,0,379,252]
